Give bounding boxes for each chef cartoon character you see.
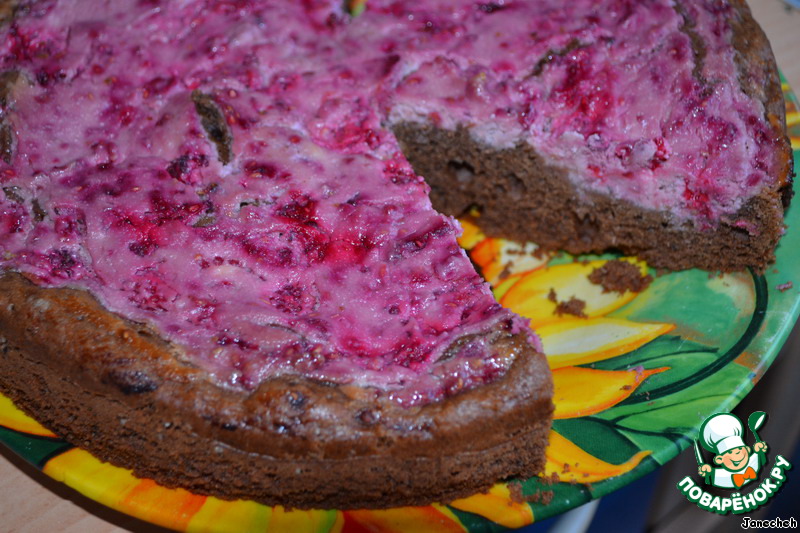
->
[696,413,768,489]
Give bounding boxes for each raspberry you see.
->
[383,155,419,185]
[142,76,176,97]
[308,97,381,153]
[331,230,376,263]
[274,191,318,225]
[0,202,25,233]
[53,208,86,238]
[270,284,316,314]
[167,153,210,184]
[242,225,329,267]
[243,160,290,180]
[46,248,81,279]
[126,273,176,312]
[394,218,453,258]
[216,332,258,351]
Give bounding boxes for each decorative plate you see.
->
[1,79,799,533]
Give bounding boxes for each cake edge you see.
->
[0,272,553,509]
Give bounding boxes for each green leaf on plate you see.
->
[588,335,716,372]
[612,270,754,344]
[0,426,72,468]
[579,455,661,495]
[447,506,516,533]
[599,359,752,433]
[617,429,689,465]
[552,418,641,465]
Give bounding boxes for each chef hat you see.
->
[700,413,746,455]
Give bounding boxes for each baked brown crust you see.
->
[396,123,785,273]
[0,272,553,509]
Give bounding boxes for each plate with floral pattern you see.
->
[1,78,799,533]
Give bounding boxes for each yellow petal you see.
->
[787,111,800,127]
[544,431,650,484]
[500,259,648,327]
[552,366,669,419]
[343,505,465,533]
[492,272,524,300]
[457,217,486,250]
[450,483,534,528]
[0,393,57,438]
[469,238,548,285]
[268,507,340,533]
[538,317,674,370]
[44,448,206,530]
[187,498,272,533]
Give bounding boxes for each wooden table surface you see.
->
[2,2,800,531]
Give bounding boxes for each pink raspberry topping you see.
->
[0,0,780,404]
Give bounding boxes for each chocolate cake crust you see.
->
[0,272,553,509]
[395,122,786,273]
